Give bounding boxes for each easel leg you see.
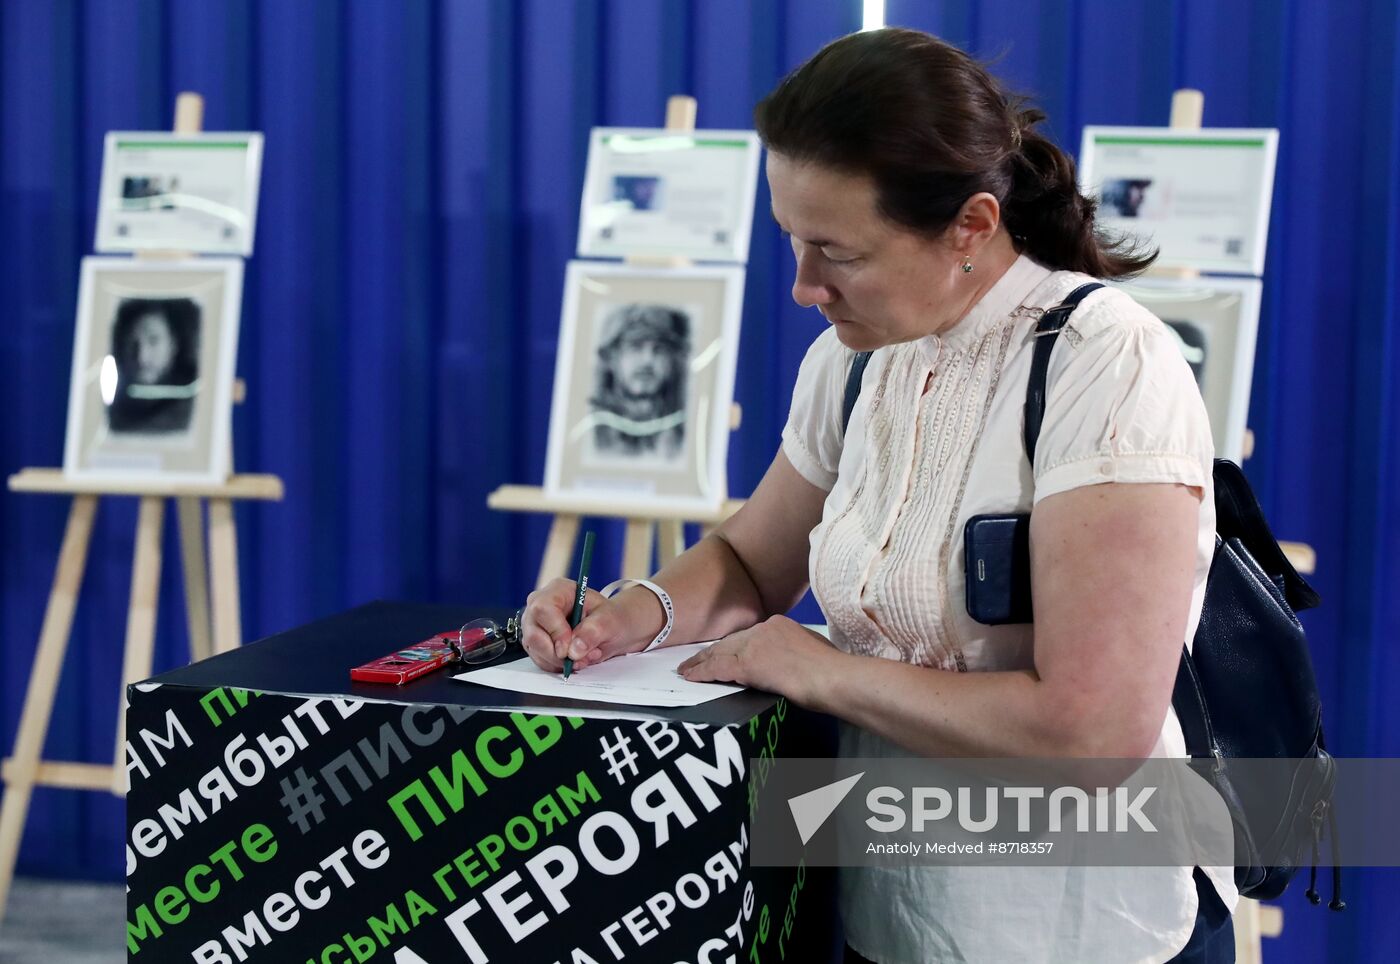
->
[658,519,686,566]
[111,497,164,793]
[1258,903,1282,939]
[538,515,581,590]
[209,498,242,653]
[1234,897,1263,964]
[0,495,98,918]
[177,496,212,663]
[623,519,655,579]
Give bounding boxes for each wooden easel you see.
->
[488,95,745,586]
[0,93,284,921]
[1160,88,1307,964]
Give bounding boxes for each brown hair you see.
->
[754,27,1155,278]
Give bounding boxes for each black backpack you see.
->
[839,282,1341,907]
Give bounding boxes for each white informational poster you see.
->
[577,128,761,263]
[95,132,264,256]
[1079,127,1278,276]
[1110,276,1263,464]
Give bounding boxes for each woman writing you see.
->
[523,28,1232,963]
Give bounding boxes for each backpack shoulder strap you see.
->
[841,350,874,434]
[1023,282,1104,463]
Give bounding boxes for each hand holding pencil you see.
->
[518,531,669,675]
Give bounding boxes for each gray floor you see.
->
[0,878,123,963]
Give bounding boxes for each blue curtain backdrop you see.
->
[0,1,1396,959]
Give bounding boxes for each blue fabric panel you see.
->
[250,0,350,627]
[1337,0,1400,956]
[693,0,755,129]
[433,0,521,607]
[603,0,667,126]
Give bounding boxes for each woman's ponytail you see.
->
[1002,108,1156,277]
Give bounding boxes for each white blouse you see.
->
[781,254,1237,963]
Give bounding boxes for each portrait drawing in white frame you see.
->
[94,132,264,256]
[1079,127,1278,276]
[576,128,762,264]
[1110,275,1263,464]
[544,261,746,514]
[63,256,244,486]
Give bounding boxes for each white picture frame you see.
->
[544,261,746,513]
[1079,127,1278,276]
[95,132,264,256]
[63,257,244,485]
[576,128,762,264]
[1110,276,1263,464]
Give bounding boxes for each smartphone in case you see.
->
[963,513,1034,625]
[350,634,459,684]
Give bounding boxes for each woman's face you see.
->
[127,311,177,384]
[766,153,971,351]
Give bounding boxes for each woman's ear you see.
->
[950,192,1002,253]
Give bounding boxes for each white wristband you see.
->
[599,578,674,652]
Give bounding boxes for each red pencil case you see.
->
[350,634,459,684]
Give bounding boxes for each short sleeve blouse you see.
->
[781,254,1216,677]
[779,254,1232,963]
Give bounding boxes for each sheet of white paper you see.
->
[451,642,744,707]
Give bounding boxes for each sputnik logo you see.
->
[787,772,864,844]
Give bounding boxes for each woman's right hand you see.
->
[519,578,661,674]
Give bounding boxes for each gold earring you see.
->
[961,256,974,274]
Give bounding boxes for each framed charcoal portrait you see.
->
[1110,276,1263,464]
[544,261,746,513]
[63,257,243,484]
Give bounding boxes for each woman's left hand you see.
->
[677,615,843,706]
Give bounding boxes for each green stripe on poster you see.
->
[116,141,251,149]
[1093,136,1267,148]
[601,136,749,148]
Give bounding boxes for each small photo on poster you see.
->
[612,175,664,212]
[544,261,746,514]
[1099,178,1160,219]
[122,175,182,211]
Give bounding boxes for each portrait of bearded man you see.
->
[589,303,690,460]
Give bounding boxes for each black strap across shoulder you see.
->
[1023,282,1104,463]
[840,350,873,434]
